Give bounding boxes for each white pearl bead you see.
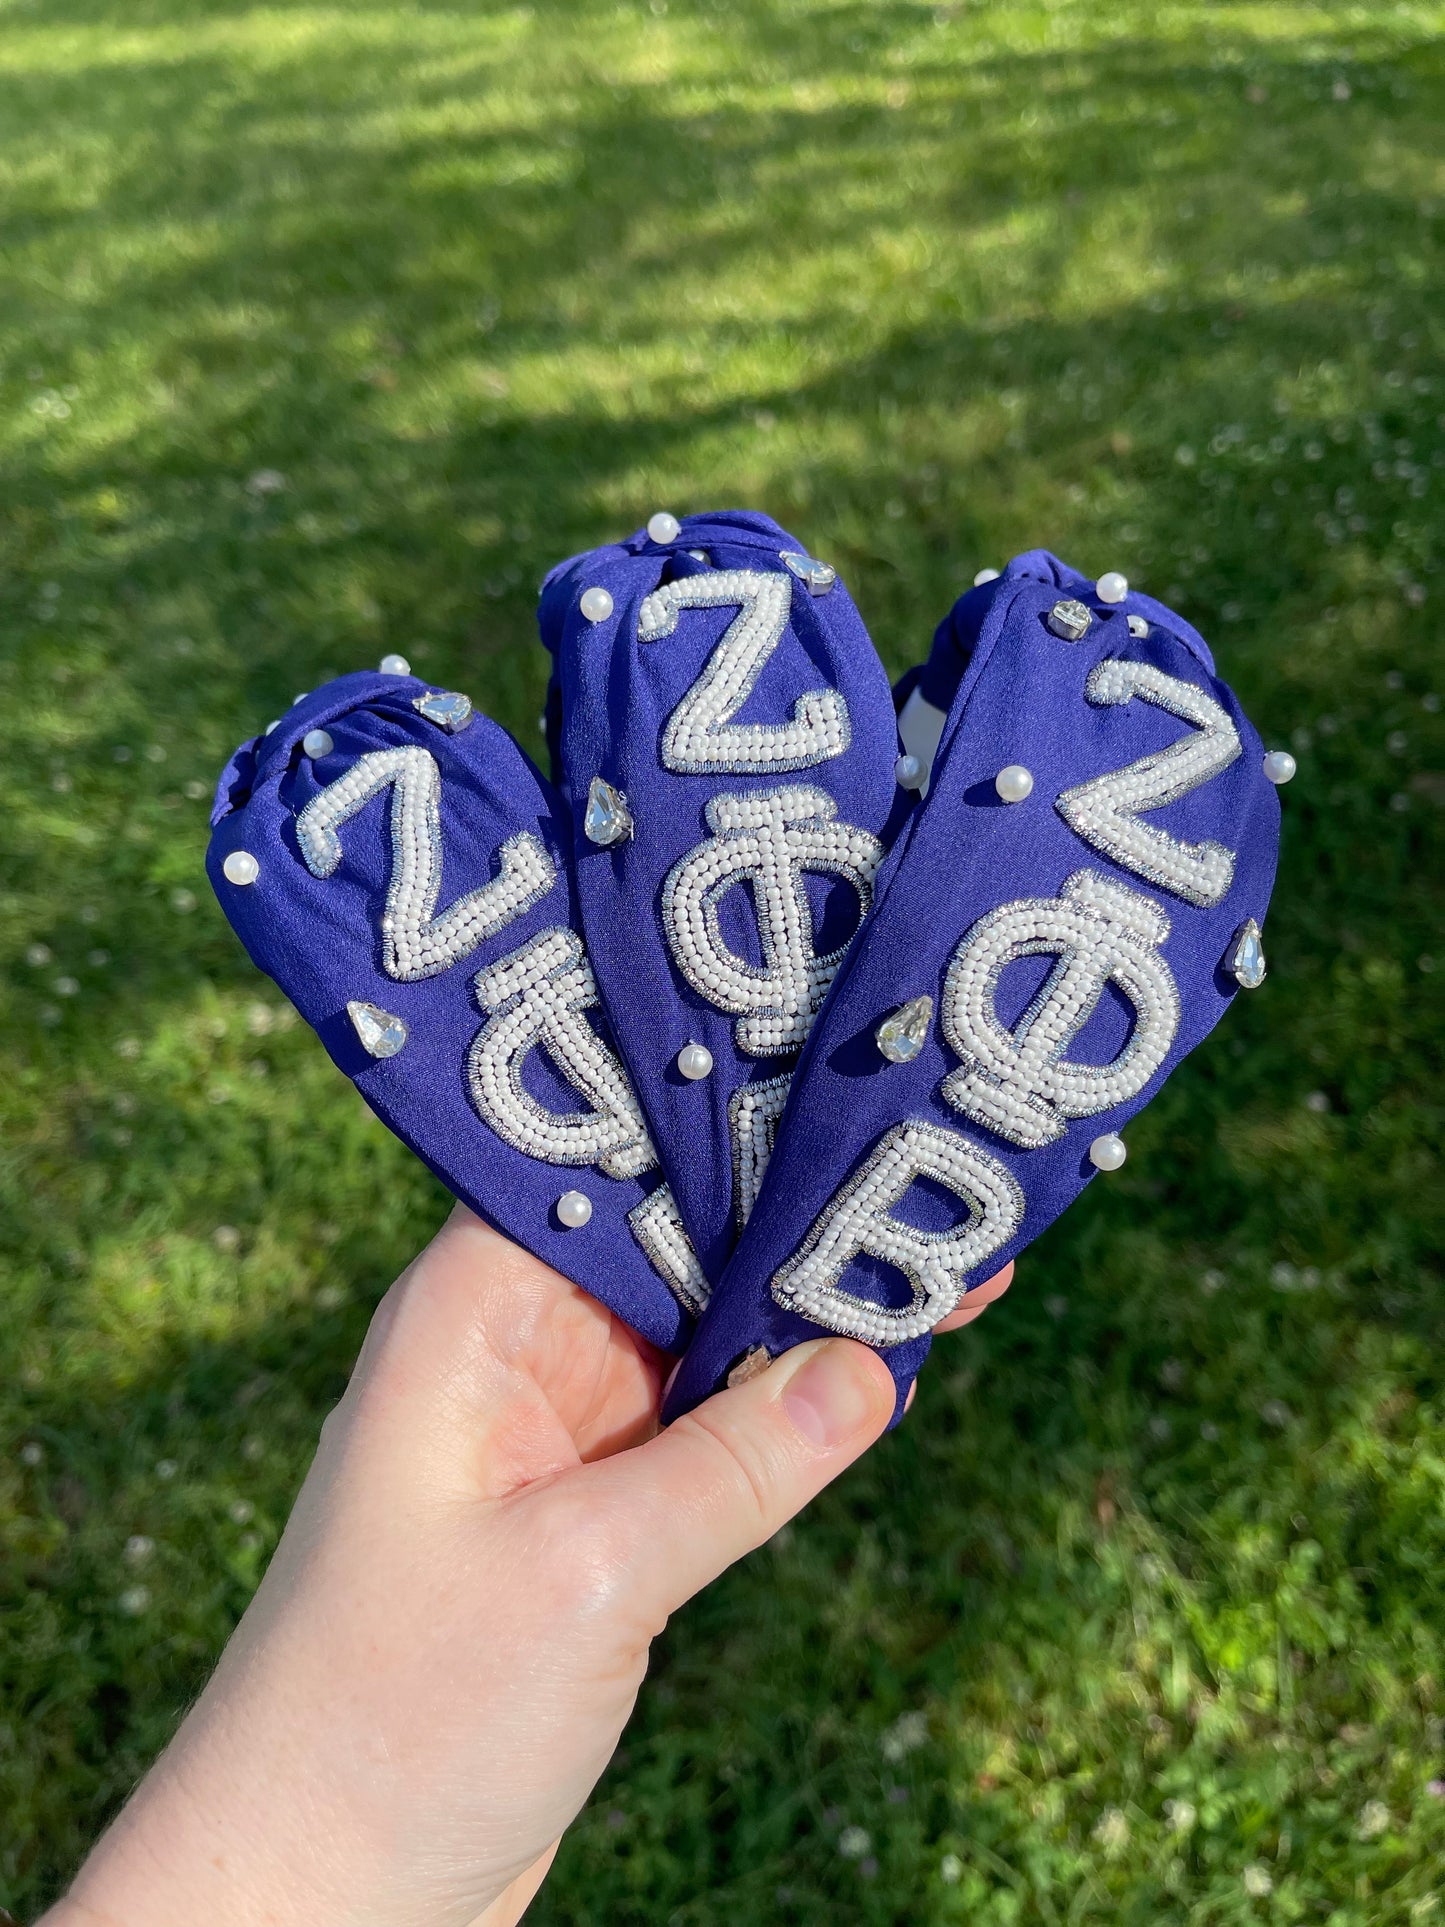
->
[580,586,614,622]
[222,850,260,886]
[995,764,1034,803]
[556,1189,593,1228]
[647,511,682,544]
[1089,1133,1127,1172]
[973,567,1001,586]
[1262,749,1297,785]
[302,728,334,759]
[378,653,411,676]
[677,1042,713,1081]
[895,752,926,791]
[264,719,281,735]
[1097,570,1129,604]
[1127,614,1150,638]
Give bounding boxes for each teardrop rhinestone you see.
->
[347,999,408,1058]
[779,550,836,595]
[584,775,634,847]
[726,1345,774,1387]
[1228,917,1267,989]
[412,690,474,733]
[875,994,933,1064]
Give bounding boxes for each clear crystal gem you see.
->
[1047,598,1093,642]
[727,1346,773,1387]
[876,994,933,1064]
[412,690,474,733]
[779,550,836,595]
[1228,917,1266,989]
[584,775,634,846]
[347,999,408,1058]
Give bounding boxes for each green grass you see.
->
[2,0,1443,1916]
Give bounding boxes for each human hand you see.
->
[46,1206,1012,1927]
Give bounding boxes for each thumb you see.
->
[580,1337,896,1622]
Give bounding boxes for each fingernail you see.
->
[903,1379,917,1416]
[781,1343,885,1449]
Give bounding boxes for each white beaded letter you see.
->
[771,1121,1024,1346]
[940,869,1180,1148]
[1055,660,1241,906]
[296,746,556,980]
[638,569,850,773]
[728,1073,792,1228]
[627,1184,710,1316]
[469,928,656,1179]
[662,786,883,1056]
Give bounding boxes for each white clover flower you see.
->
[1358,1799,1390,1840]
[838,1826,871,1859]
[1243,1864,1273,1897]
[881,1710,929,1761]
[1164,1798,1197,1833]
[1092,1807,1129,1854]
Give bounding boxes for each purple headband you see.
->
[206,671,706,1353]
[537,510,907,1281]
[663,551,1281,1421]
[207,531,1287,1423]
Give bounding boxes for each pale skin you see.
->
[41,1206,1013,1927]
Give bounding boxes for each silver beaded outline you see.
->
[728,1072,792,1229]
[1055,660,1242,907]
[296,746,556,980]
[770,1119,1024,1347]
[661,785,884,1056]
[627,1183,711,1316]
[469,927,657,1180]
[637,568,851,774]
[940,869,1181,1149]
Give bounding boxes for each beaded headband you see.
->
[208,527,1286,1422]
[537,510,908,1281]
[662,550,1282,1421]
[206,670,706,1352]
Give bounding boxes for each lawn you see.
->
[1,0,1443,1917]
